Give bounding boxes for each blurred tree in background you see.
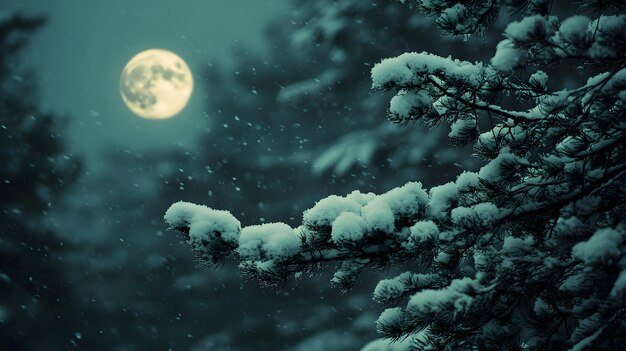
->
[0,14,101,350]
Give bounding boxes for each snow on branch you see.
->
[166,182,433,287]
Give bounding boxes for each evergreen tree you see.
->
[167,1,625,350]
[0,14,92,350]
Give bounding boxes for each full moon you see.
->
[120,49,193,119]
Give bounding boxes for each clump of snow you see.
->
[165,201,241,247]
[478,147,523,183]
[437,3,471,32]
[377,307,403,325]
[429,181,457,219]
[572,227,624,264]
[408,220,439,244]
[303,190,374,229]
[588,15,626,59]
[331,211,368,244]
[528,70,548,89]
[505,15,558,43]
[577,71,624,104]
[502,235,534,256]
[389,90,434,120]
[448,118,476,140]
[597,68,626,101]
[378,182,428,217]
[432,95,455,115]
[538,90,572,115]
[371,51,484,89]
[477,124,528,155]
[455,171,479,191]
[331,260,364,287]
[373,272,434,304]
[362,201,395,233]
[451,202,503,227]
[362,182,427,233]
[435,251,452,264]
[558,15,590,43]
[238,222,301,261]
[407,277,482,315]
[371,53,422,89]
[473,250,494,271]
[554,216,586,238]
[491,39,524,71]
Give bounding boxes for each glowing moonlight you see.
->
[120,49,193,119]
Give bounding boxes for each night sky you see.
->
[3,0,287,169]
